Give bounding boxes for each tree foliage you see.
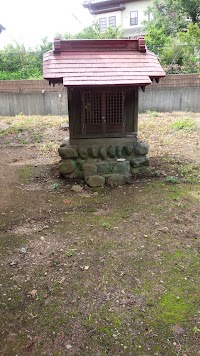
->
[0,37,52,80]
[0,24,123,80]
[145,0,200,73]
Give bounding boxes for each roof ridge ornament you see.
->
[54,38,61,54]
[138,37,146,53]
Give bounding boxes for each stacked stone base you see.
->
[58,137,150,187]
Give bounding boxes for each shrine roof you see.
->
[43,38,165,87]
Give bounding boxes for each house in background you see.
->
[0,24,6,34]
[83,0,151,37]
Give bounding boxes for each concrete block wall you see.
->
[0,80,68,116]
[139,74,200,112]
[0,75,199,116]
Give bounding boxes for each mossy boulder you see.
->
[86,175,105,187]
[58,147,78,159]
[88,147,99,158]
[130,156,149,168]
[134,142,149,156]
[116,146,123,158]
[78,147,88,160]
[99,147,107,160]
[107,145,116,158]
[96,162,112,175]
[106,174,130,185]
[82,163,97,177]
[58,160,76,175]
[124,145,134,155]
[112,161,130,174]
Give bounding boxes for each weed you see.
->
[165,176,179,184]
[17,137,29,144]
[31,131,42,143]
[52,183,61,190]
[171,118,196,131]
[193,326,200,333]
[102,221,112,229]
[145,110,159,118]
[65,249,77,257]
[151,169,160,177]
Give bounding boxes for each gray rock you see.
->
[97,162,112,174]
[58,147,78,159]
[78,147,88,160]
[134,142,149,156]
[131,166,151,174]
[87,175,105,187]
[112,161,130,174]
[130,156,149,168]
[106,174,130,185]
[107,145,116,158]
[116,146,123,157]
[138,166,151,174]
[58,160,76,175]
[71,185,83,193]
[60,137,70,147]
[76,158,85,166]
[99,147,107,160]
[60,122,69,131]
[88,146,99,158]
[20,247,27,254]
[69,170,82,178]
[124,145,134,155]
[82,163,97,177]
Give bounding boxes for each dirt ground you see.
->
[0,112,199,356]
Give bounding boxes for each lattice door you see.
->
[81,90,124,135]
[105,92,123,132]
[82,91,102,134]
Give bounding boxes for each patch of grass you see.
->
[17,137,29,144]
[171,118,196,131]
[19,166,33,181]
[31,131,42,143]
[65,248,77,257]
[102,221,112,230]
[145,110,159,118]
[165,176,179,184]
[0,115,68,136]
[52,183,61,190]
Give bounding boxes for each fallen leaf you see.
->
[84,266,90,270]
[63,199,71,205]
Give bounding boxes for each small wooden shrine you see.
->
[43,38,165,186]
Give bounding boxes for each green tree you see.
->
[0,24,124,80]
[171,0,200,25]
[144,0,200,73]
[63,23,124,40]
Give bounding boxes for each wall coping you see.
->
[0,74,199,93]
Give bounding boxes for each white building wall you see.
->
[93,0,151,31]
[94,10,122,29]
[122,1,151,28]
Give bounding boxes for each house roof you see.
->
[43,38,165,87]
[83,0,134,14]
[0,24,6,33]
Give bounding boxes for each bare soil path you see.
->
[0,113,199,355]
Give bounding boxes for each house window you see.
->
[99,17,107,32]
[130,11,138,26]
[81,90,124,135]
[109,16,116,29]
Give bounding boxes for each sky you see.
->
[0,0,93,49]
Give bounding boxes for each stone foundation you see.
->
[58,137,149,187]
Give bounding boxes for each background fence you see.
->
[0,74,199,116]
